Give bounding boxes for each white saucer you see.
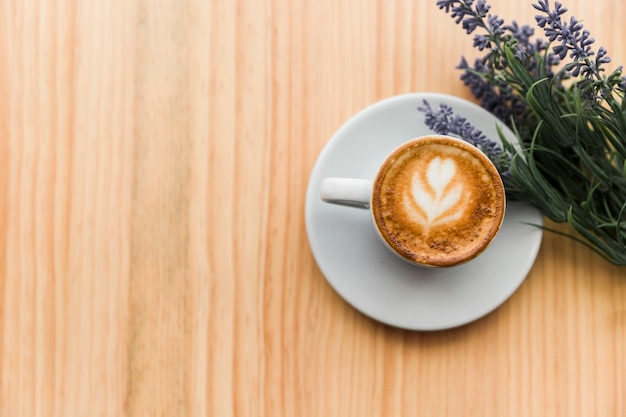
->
[305,92,543,331]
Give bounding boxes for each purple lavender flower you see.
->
[506,21,534,44]
[533,0,608,79]
[596,47,611,66]
[458,58,511,123]
[533,0,568,28]
[505,21,558,72]
[437,0,491,34]
[417,100,511,173]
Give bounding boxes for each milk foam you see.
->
[371,137,506,267]
[405,157,464,226]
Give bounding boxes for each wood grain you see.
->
[1,0,625,416]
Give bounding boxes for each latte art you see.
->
[371,136,505,267]
[407,157,464,226]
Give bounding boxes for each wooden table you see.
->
[1,0,625,415]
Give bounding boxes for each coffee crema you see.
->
[371,136,505,267]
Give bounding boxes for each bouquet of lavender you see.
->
[419,0,626,265]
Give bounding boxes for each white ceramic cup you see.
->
[320,135,506,267]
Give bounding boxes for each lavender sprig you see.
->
[533,1,595,68]
[418,100,508,168]
[532,0,625,100]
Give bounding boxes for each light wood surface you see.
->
[1,0,625,416]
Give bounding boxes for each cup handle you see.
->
[320,177,372,209]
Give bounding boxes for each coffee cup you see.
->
[320,135,506,267]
